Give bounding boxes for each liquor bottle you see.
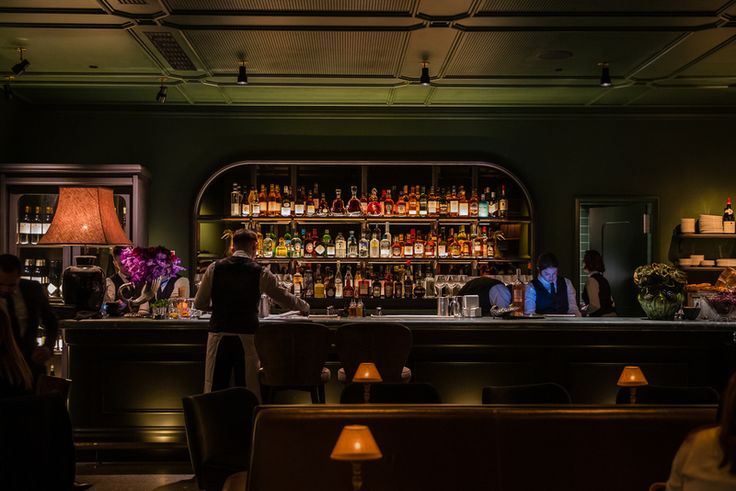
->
[384,268,394,299]
[335,232,347,258]
[449,228,461,258]
[314,266,325,299]
[437,227,448,258]
[30,206,43,245]
[449,186,459,217]
[42,205,54,235]
[356,298,365,317]
[258,185,268,217]
[413,266,426,298]
[315,229,327,257]
[391,234,403,258]
[280,186,292,217]
[318,193,330,217]
[359,191,369,216]
[511,268,525,315]
[369,226,380,258]
[275,237,288,258]
[294,186,306,216]
[19,205,31,245]
[413,230,425,257]
[472,225,484,258]
[334,262,343,299]
[424,232,436,257]
[489,190,498,218]
[230,183,242,217]
[331,188,346,216]
[424,268,436,298]
[312,183,320,215]
[347,230,358,257]
[347,185,362,216]
[358,231,370,258]
[267,184,279,216]
[725,197,735,233]
[303,268,314,298]
[458,186,469,217]
[499,184,508,218]
[458,225,470,257]
[427,186,438,216]
[291,229,304,258]
[480,226,490,258]
[408,186,418,216]
[293,268,303,297]
[343,266,355,299]
[395,270,404,298]
[438,187,448,216]
[419,186,428,217]
[403,266,414,299]
[246,186,257,217]
[47,260,61,297]
[396,190,407,216]
[478,189,489,218]
[323,229,335,258]
[262,227,275,258]
[325,267,336,299]
[403,230,414,258]
[21,259,33,281]
[255,230,264,257]
[304,228,317,257]
[383,189,395,216]
[358,268,371,298]
[306,188,316,216]
[367,188,382,216]
[121,205,127,229]
[469,188,479,217]
[380,223,391,258]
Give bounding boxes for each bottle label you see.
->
[459,203,469,216]
[315,244,326,256]
[294,203,305,215]
[499,199,508,212]
[428,201,437,214]
[19,222,30,234]
[450,201,459,214]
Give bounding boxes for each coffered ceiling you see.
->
[2,0,736,107]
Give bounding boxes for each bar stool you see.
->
[335,322,412,384]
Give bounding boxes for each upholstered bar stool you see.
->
[335,322,412,384]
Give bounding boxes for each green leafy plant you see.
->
[151,299,168,309]
[633,263,687,299]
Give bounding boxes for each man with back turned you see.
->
[195,228,309,394]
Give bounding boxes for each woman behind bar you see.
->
[0,310,33,398]
[666,373,736,490]
[581,250,616,317]
[524,253,581,316]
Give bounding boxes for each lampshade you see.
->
[330,425,383,461]
[617,366,648,387]
[39,187,131,245]
[353,362,383,383]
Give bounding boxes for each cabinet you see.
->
[669,226,736,283]
[192,161,534,287]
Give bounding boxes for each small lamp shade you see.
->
[353,362,383,383]
[39,187,131,245]
[330,425,383,461]
[617,366,648,387]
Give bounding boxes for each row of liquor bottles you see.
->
[229,183,510,219]
[255,224,502,260]
[20,258,62,297]
[17,205,55,245]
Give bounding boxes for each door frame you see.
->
[574,196,659,295]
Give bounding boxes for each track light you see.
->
[598,62,612,87]
[11,48,29,76]
[156,80,167,103]
[420,62,431,86]
[237,61,248,85]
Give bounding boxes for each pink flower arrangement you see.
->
[120,246,185,286]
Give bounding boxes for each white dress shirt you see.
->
[524,276,581,316]
[666,426,736,491]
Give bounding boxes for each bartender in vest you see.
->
[155,249,190,300]
[194,228,309,394]
[524,252,581,316]
[104,246,142,306]
[458,276,512,315]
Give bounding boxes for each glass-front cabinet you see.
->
[193,161,534,306]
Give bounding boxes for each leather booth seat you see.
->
[247,405,716,491]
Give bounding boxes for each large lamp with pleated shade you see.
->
[39,187,131,312]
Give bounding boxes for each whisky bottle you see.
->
[469,188,479,217]
[294,186,305,216]
[343,266,355,299]
[306,188,316,216]
[413,267,426,298]
[449,186,459,217]
[396,190,407,216]
[335,232,347,258]
[258,185,268,217]
[325,267,336,299]
[424,232,435,257]
[392,234,403,258]
[324,229,335,258]
[408,186,418,216]
[438,188,448,216]
[315,229,327,257]
[413,231,425,257]
[30,206,43,245]
[42,206,54,235]
[372,274,382,299]
[458,186,469,217]
[230,183,242,217]
[19,205,31,245]
[314,265,325,299]
[499,184,508,218]
[449,228,461,258]
[267,184,279,217]
[403,266,414,299]
[280,186,292,217]
[427,186,438,216]
[359,190,369,216]
[247,186,258,216]
[489,190,498,218]
[304,228,317,257]
[369,226,380,258]
[383,189,395,216]
[437,227,448,258]
[403,230,414,258]
[293,269,303,297]
[334,262,344,299]
[458,225,470,257]
[419,186,428,216]
[380,223,391,258]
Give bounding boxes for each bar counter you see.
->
[61,316,736,447]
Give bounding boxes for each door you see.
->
[577,199,657,317]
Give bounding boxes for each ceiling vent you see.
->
[145,32,197,71]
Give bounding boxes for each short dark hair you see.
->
[583,250,606,273]
[0,254,22,274]
[112,245,127,258]
[233,228,258,251]
[536,252,559,271]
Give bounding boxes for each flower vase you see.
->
[638,293,684,320]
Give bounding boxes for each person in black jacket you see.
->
[0,254,58,382]
[581,250,616,317]
[0,310,33,398]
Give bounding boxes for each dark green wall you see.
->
[2,104,735,279]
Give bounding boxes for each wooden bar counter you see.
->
[61,316,736,448]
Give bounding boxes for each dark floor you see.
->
[77,463,196,491]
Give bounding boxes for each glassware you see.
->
[435,275,448,297]
[281,273,293,294]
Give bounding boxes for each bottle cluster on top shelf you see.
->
[17,204,55,245]
[255,223,503,260]
[229,182,510,219]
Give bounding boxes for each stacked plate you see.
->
[716,259,736,267]
[699,214,723,233]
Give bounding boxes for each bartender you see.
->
[104,246,141,305]
[194,228,309,395]
[524,253,581,316]
[458,275,511,315]
[155,250,190,300]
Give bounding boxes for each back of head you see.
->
[233,228,257,252]
[719,373,736,473]
[0,254,21,274]
[583,250,606,273]
[536,252,559,272]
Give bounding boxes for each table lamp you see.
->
[38,187,131,312]
[352,362,382,403]
[330,424,383,491]
[617,365,648,404]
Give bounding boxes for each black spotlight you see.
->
[237,62,248,85]
[599,63,612,87]
[156,83,167,103]
[11,48,29,76]
[420,62,431,86]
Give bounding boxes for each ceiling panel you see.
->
[222,86,391,104]
[164,0,417,14]
[391,85,433,104]
[477,0,730,14]
[446,31,684,78]
[679,36,736,77]
[184,30,409,76]
[0,0,101,8]
[629,87,736,105]
[10,85,189,104]
[177,83,228,103]
[428,86,603,105]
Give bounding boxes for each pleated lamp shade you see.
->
[352,362,383,383]
[39,187,131,245]
[330,425,383,461]
[617,366,648,387]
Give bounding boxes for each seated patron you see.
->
[666,373,736,490]
[581,249,616,317]
[104,245,141,304]
[458,276,511,315]
[524,253,581,316]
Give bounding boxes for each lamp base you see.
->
[62,256,105,312]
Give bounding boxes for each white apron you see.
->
[204,331,260,399]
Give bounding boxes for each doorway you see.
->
[575,197,658,317]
